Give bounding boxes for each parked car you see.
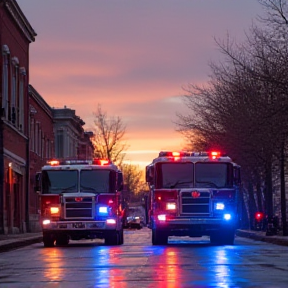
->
[126,207,144,229]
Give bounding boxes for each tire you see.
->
[43,233,55,247]
[56,235,69,246]
[119,229,124,245]
[105,231,119,245]
[210,229,235,245]
[152,229,168,245]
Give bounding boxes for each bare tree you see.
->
[176,0,288,232]
[121,163,145,202]
[92,104,128,166]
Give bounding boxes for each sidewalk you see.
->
[236,229,288,246]
[0,232,42,252]
[0,230,287,252]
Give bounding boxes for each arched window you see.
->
[19,67,26,131]
[2,45,10,119]
[11,56,19,125]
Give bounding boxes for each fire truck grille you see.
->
[64,197,94,219]
[180,191,210,216]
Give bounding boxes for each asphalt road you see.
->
[0,228,288,288]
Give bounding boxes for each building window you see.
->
[56,129,64,158]
[2,45,10,119]
[11,57,19,125]
[19,67,26,132]
[30,118,35,152]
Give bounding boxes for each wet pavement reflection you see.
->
[1,228,288,287]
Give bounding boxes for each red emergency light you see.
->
[158,151,190,157]
[93,158,111,165]
[255,212,264,221]
[47,160,60,166]
[210,151,221,159]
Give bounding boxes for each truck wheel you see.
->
[43,233,55,247]
[210,229,235,245]
[105,231,119,245]
[119,229,124,245]
[56,235,69,246]
[152,229,168,245]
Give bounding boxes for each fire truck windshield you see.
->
[160,162,193,188]
[195,163,231,188]
[42,170,78,194]
[80,170,110,192]
[42,169,113,194]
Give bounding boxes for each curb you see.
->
[236,230,288,247]
[0,236,43,253]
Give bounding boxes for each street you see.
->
[0,227,288,288]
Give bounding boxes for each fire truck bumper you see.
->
[165,218,232,225]
[152,217,236,233]
[42,220,118,231]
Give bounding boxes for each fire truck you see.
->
[34,158,124,247]
[146,151,242,245]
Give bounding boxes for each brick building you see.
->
[0,0,95,234]
[28,84,54,232]
[0,0,36,234]
[52,106,94,160]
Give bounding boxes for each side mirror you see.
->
[117,171,124,191]
[145,165,154,185]
[34,172,41,193]
[234,167,241,185]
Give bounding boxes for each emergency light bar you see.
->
[46,159,112,166]
[158,151,190,157]
[93,159,111,165]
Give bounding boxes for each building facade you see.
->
[0,0,36,234]
[0,0,95,235]
[53,107,94,160]
[28,84,54,232]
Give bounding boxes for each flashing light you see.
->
[108,199,114,204]
[106,219,116,225]
[158,151,190,157]
[210,151,221,160]
[166,202,176,210]
[157,196,162,201]
[99,206,109,215]
[224,214,232,220]
[50,207,60,215]
[42,219,51,225]
[93,158,111,165]
[48,160,59,166]
[158,214,166,221]
[215,203,225,210]
[255,212,264,221]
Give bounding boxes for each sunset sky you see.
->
[17,0,263,168]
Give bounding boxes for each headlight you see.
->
[42,219,51,225]
[158,214,166,221]
[106,219,116,224]
[224,214,232,220]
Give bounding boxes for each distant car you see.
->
[127,215,142,229]
[126,207,144,229]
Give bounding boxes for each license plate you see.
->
[73,222,85,228]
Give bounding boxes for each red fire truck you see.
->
[35,158,124,247]
[146,151,242,245]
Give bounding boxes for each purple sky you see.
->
[17,0,263,167]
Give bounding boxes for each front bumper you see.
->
[152,217,236,233]
[42,220,117,231]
